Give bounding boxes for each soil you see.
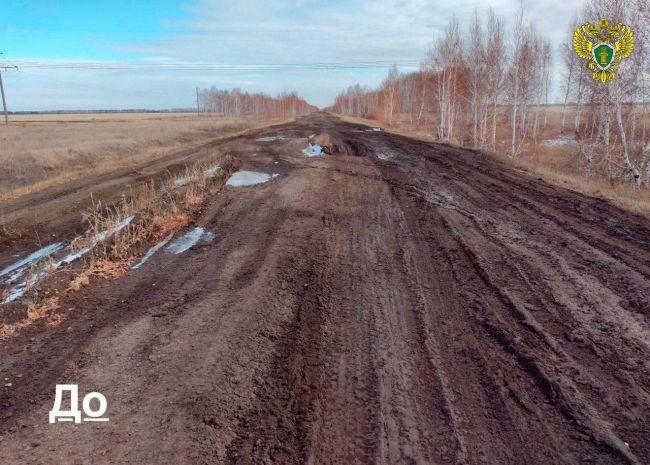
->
[1,112,649,464]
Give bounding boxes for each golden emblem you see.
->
[573,19,635,83]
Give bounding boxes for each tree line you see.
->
[328,0,649,187]
[198,87,317,119]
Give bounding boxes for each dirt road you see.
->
[1,112,649,464]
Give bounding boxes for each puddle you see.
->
[132,234,174,270]
[0,242,64,281]
[226,171,279,187]
[302,144,324,157]
[166,228,205,254]
[256,136,287,142]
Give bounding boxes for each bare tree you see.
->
[383,65,400,125]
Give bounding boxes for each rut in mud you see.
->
[1,113,649,465]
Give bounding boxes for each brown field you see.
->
[341,106,650,217]
[0,113,276,200]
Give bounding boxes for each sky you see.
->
[0,0,587,111]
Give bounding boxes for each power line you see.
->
[10,59,422,71]
[0,53,18,124]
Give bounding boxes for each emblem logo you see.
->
[573,19,635,83]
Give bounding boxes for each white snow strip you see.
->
[205,165,221,177]
[132,234,174,270]
[256,136,287,142]
[542,138,576,147]
[377,153,393,161]
[302,144,324,157]
[0,242,64,279]
[3,286,27,304]
[174,176,192,187]
[52,216,134,269]
[174,165,221,187]
[1,216,134,305]
[166,228,205,255]
[202,232,216,243]
[226,171,278,187]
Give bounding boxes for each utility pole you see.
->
[0,64,18,125]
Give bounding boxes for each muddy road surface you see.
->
[1,112,649,464]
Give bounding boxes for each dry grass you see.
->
[507,154,650,216]
[0,150,240,338]
[0,296,62,338]
[0,113,271,200]
[80,152,236,263]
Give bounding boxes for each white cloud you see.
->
[7,0,587,110]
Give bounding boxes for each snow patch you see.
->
[4,286,27,304]
[302,144,324,157]
[226,171,278,187]
[1,216,134,304]
[132,234,174,270]
[542,138,576,147]
[204,165,221,177]
[0,242,64,280]
[377,152,393,161]
[166,228,205,255]
[256,136,287,142]
[174,165,221,187]
[202,231,216,243]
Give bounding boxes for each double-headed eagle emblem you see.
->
[573,19,635,83]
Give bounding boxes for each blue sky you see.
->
[1,0,586,111]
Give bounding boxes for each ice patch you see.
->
[1,216,134,304]
[202,231,216,243]
[0,242,64,279]
[365,127,382,132]
[3,286,27,304]
[302,144,324,157]
[256,136,287,142]
[542,138,576,147]
[132,234,174,270]
[166,228,205,254]
[52,216,135,269]
[377,152,393,161]
[226,171,278,187]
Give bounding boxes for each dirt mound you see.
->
[309,132,355,155]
